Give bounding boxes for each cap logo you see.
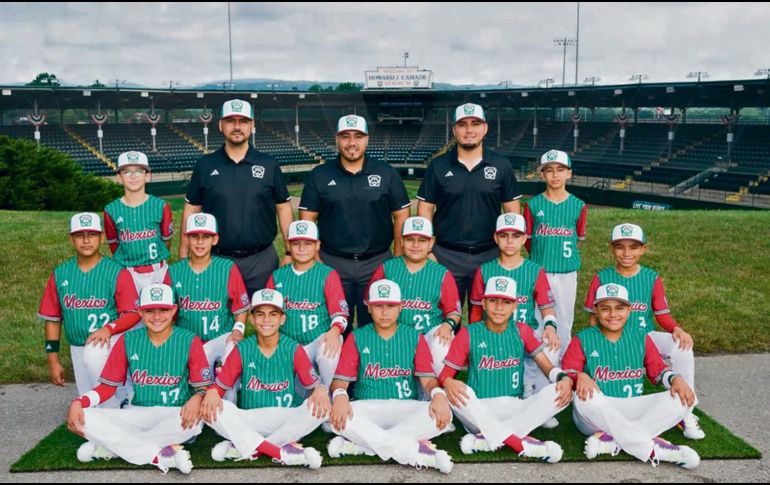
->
[150,288,164,302]
[606,285,620,297]
[546,150,559,162]
[504,214,516,225]
[377,284,391,298]
[126,151,140,163]
[194,215,207,227]
[621,225,634,237]
[231,100,244,113]
[412,219,424,231]
[261,289,275,301]
[495,278,509,292]
[463,104,475,116]
[295,222,308,235]
[79,214,92,227]
[345,116,358,128]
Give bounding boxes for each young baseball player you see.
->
[327,279,455,474]
[563,283,700,469]
[440,276,570,462]
[583,223,703,439]
[523,149,587,359]
[104,151,173,294]
[66,284,211,475]
[166,213,250,397]
[199,288,329,469]
[469,213,561,414]
[367,216,462,374]
[38,213,140,406]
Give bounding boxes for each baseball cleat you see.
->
[678,413,706,440]
[211,440,242,462]
[518,436,563,464]
[76,441,116,462]
[651,437,700,469]
[279,442,322,469]
[154,445,193,474]
[584,432,621,459]
[327,436,374,458]
[416,441,453,474]
[541,417,559,429]
[460,433,492,454]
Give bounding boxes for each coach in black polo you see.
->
[417,103,522,308]
[181,99,293,296]
[299,114,411,333]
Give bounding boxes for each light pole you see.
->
[539,78,555,89]
[166,81,180,91]
[227,2,234,90]
[687,71,708,83]
[575,2,580,85]
[584,76,601,86]
[554,37,576,86]
[629,74,649,85]
[403,52,409,67]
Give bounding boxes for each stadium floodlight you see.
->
[539,78,555,89]
[554,38,576,85]
[687,72,709,83]
[403,52,409,68]
[111,79,127,90]
[584,76,601,86]
[755,69,770,80]
[166,81,180,91]
[629,74,649,84]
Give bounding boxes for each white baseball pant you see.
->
[523,332,561,397]
[573,391,695,462]
[451,384,566,450]
[648,331,697,421]
[301,333,343,391]
[80,338,129,408]
[331,399,453,466]
[206,400,326,458]
[127,262,168,295]
[203,333,237,402]
[82,406,202,466]
[542,271,577,361]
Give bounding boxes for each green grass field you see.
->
[1,204,769,384]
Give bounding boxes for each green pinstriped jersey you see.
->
[49,258,124,346]
[577,326,647,398]
[123,328,196,407]
[526,194,585,273]
[352,325,428,401]
[593,266,658,334]
[237,336,301,409]
[105,195,171,267]
[272,263,336,345]
[466,323,529,399]
[478,259,549,330]
[169,257,245,341]
[381,257,454,334]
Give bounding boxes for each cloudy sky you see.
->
[1,2,769,88]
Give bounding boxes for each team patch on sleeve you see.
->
[339,299,349,313]
[200,367,212,383]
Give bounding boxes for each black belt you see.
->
[214,243,271,258]
[437,241,496,255]
[322,247,386,261]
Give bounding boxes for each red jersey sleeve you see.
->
[334,334,359,382]
[103,210,118,253]
[188,336,213,389]
[534,268,556,309]
[561,336,587,386]
[228,264,250,315]
[163,270,171,286]
[439,271,462,319]
[438,326,470,385]
[324,270,349,320]
[644,335,670,385]
[364,265,387,305]
[37,272,62,322]
[99,335,129,387]
[523,203,534,252]
[469,268,485,323]
[576,205,587,240]
[294,345,321,389]
[161,202,174,240]
[414,334,436,378]
[214,345,243,393]
[652,276,679,332]
[583,274,602,313]
[265,273,275,290]
[517,322,546,356]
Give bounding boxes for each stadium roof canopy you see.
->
[1,78,769,113]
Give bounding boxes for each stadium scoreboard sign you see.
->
[365,67,433,90]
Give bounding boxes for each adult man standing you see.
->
[299,115,411,333]
[417,103,522,308]
[182,99,294,296]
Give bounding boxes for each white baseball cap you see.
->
[454,103,486,123]
[221,99,254,120]
[139,284,176,310]
[367,279,402,305]
[539,149,572,170]
[251,288,285,313]
[594,284,631,306]
[70,212,102,234]
[611,223,646,244]
[496,213,527,234]
[185,213,218,236]
[484,276,517,301]
[402,216,433,238]
[337,114,368,135]
[288,220,319,242]
[116,151,150,172]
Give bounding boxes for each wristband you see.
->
[442,317,458,332]
[332,389,348,401]
[549,367,565,384]
[232,322,246,334]
[543,315,558,330]
[45,340,60,353]
[430,387,447,399]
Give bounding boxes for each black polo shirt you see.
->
[299,156,411,255]
[417,146,522,248]
[185,145,291,253]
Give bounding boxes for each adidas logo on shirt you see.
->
[362,347,370,354]
[537,210,545,217]
[115,217,124,224]
[445,171,454,177]
[130,353,140,361]
[591,351,600,358]
[328,180,337,186]
[210,170,220,176]
[478,342,488,349]
[275,283,283,289]
[248,362,256,369]
[175,282,182,288]
[61,280,69,287]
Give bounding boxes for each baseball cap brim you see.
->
[538,161,571,171]
[185,229,218,236]
[455,115,486,123]
[611,237,645,244]
[138,303,176,311]
[402,232,432,238]
[251,302,284,313]
[367,299,402,305]
[483,293,517,301]
[337,128,367,135]
[221,113,253,120]
[70,229,102,235]
[287,236,318,242]
[593,296,631,306]
[115,163,151,173]
[495,228,525,235]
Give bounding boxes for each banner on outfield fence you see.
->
[365,67,433,90]
[632,200,671,211]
